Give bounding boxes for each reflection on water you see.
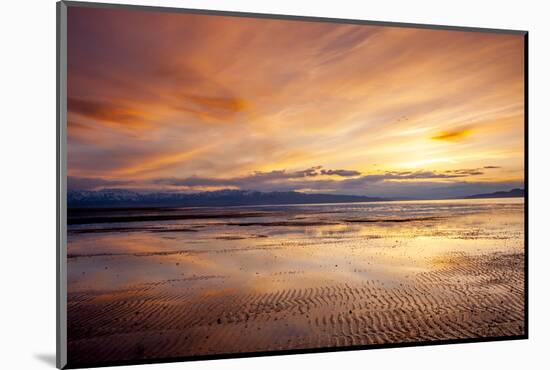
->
[68,198,524,293]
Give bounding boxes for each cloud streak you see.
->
[68,176,133,191]
[154,166,362,189]
[68,98,153,128]
[174,94,250,122]
[431,127,473,141]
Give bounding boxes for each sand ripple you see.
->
[67,252,524,366]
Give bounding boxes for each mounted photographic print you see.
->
[56,1,528,368]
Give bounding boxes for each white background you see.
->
[1,0,548,369]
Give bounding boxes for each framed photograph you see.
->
[57,1,528,368]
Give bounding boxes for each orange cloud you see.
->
[174,94,250,122]
[68,97,153,129]
[112,146,211,177]
[431,127,473,141]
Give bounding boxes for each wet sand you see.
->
[66,198,525,366]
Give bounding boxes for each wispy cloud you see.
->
[320,169,361,177]
[174,94,250,122]
[68,176,133,191]
[154,166,362,189]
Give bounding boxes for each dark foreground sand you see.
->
[68,251,524,365]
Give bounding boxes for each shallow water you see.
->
[67,198,523,292]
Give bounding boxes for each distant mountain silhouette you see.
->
[68,189,390,208]
[463,188,524,199]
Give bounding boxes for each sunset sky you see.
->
[67,6,525,198]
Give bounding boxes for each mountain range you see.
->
[463,188,525,199]
[67,188,525,208]
[67,189,389,208]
